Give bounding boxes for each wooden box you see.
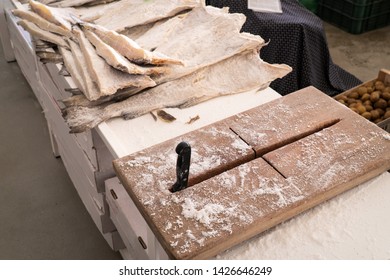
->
[334,69,390,132]
[105,177,169,260]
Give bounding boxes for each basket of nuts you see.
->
[334,69,390,132]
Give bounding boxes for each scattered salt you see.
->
[165,222,172,231]
[231,138,251,154]
[181,198,225,226]
[126,156,151,167]
[186,230,196,240]
[175,217,184,228]
[217,172,236,189]
[202,230,218,237]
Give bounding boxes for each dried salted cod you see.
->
[17,20,69,48]
[68,38,100,100]
[75,0,119,22]
[121,21,161,42]
[52,0,118,8]
[73,29,156,98]
[63,50,292,133]
[39,0,60,4]
[59,46,86,94]
[29,0,75,31]
[137,6,266,84]
[83,29,167,75]
[52,0,108,8]
[36,51,63,64]
[95,0,201,32]
[62,86,142,107]
[79,21,183,65]
[134,13,188,51]
[12,9,73,37]
[62,6,265,108]
[86,0,118,6]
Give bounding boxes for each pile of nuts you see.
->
[335,80,390,124]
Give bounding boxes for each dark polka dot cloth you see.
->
[206,0,362,96]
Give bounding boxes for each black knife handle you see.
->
[171,142,191,192]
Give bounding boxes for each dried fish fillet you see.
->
[86,0,118,6]
[34,39,56,51]
[95,0,201,32]
[63,50,292,133]
[51,0,117,8]
[39,0,60,4]
[79,22,183,66]
[59,46,86,94]
[83,29,167,75]
[52,0,111,8]
[17,20,69,48]
[36,51,63,64]
[59,6,266,108]
[76,0,119,22]
[29,0,74,31]
[137,6,265,84]
[12,9,73,37]
[74,29,156,98]
[61,86,141,107]
[68,39,100,100]
[134,13,188,51]
[121,21,159,42]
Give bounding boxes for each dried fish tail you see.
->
[62,106,108,133]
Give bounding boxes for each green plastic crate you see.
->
[317,0,390,34]
[299,0,318,13]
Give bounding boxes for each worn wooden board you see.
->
[229,86,352,156]
[113,86,390,259]
[113,120,255,190]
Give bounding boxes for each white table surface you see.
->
[96,87,281,158]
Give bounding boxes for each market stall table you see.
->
[2,0,390,260]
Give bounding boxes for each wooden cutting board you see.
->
[113,86,390,259]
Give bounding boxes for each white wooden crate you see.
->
[43,63,112,172]
[105,177,169,260]
[6,9,42,95]
[41,81,115,194]
[0,0,15,61]
[103,230,126,252]
[45,63,73,100]
[39,61,99,169]
[37,62,68,109]
[54,131,116,234]
[49,120,113,222]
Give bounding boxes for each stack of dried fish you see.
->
[14,0,292,133]
[15,0,183,100]
[18,0,119,7]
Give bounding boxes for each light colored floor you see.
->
[0,41,121,260]
[0,19,389,259]
[324,23,390,82]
